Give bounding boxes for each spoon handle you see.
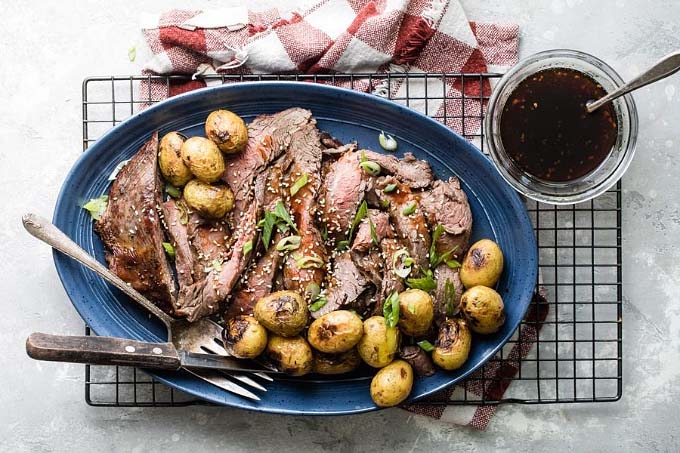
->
[22,213,174,327]
[587,50,680,112]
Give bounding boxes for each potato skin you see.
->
[357,316,400,368]
[205,110,248,154]
[432,318,472,370]
[370,359,414,407]
[312,348,361,375]
[460,286,505,334]
[254,290,308,337]
[266,334,313,376]
[180,136,225,183]
[183,180,234,219]
[307,310,363,353]
[158,132,192,187]
[223,315,267,359]
[397,289,434,337]
[460,239,504,289]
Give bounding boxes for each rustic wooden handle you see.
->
[26,332,181,370]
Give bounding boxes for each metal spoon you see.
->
[587,50,680,113]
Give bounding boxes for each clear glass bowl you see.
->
[485,49,638,205]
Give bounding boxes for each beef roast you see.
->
[421,177,473,259]
[360,150,433,189]
[432,264,464,325]
[96,132,177,314]
[313,251,370,318]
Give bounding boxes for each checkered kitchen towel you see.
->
[141,0,537,430]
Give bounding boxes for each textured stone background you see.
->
[1,1,678,451]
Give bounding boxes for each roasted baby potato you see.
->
[357,316,400,368]
[158,132,192,187]
[266,334,313,376]
[397,289,434,337]
[460,286,505,334]
[183,179,234,219]
[223,315,267,359]
[307,310,363,353]
[254,290,308,337]
[180,136,226,183]
[459,239,504,289]
[312,348,362,375]
[370,359,414,407]
[432,318,472,370]
[205,109,248,154]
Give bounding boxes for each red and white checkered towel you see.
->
[141,0,532,430]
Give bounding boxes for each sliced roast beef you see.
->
[161,199,200,287]
[313,251,370,318]
[96,132,176,314]
[432,264,464,325]
[351,210,391,253]
[319,131,344,149]
[360,150,433,189]
[188,217,230,267]
[373,238,406,314]
[421,177,473,259]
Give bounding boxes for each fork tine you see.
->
[185,369,260,401]
[228,373,268,391]
[254,372,274,382]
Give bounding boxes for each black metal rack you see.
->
[82,73,622,407]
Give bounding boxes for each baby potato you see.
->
[432,318,472,370]
[205,109,248,154]
[223,315,267,359]
[307,310,363,353]
[357,316,400,368]
[266,334,313,376]
[460,239,504,289]
[180,136,225,183]
[460,286,505,334]
[254,290,308,337]
[158,132,192,187]
[397,289,434,337]
[183,180,234,219]
[370,359,414,407]
[312,348,362,375]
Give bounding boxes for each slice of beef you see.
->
[360,150,433,189]
[96,132,176,314]
[352,286,377,319]
[372,238,406,315]
[351,210,391,253]
[313,251,370,319]
[319,131,344,149]
[400,345,435,377]
[421,177,473,260]
[223,108,314,223]
[188,216,230,268]
[161,199,200,288]
[432,264,464,325]
[375,176,431,271]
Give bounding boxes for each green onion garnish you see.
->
[290,173,309,196]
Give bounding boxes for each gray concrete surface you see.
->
[1,0,679,451]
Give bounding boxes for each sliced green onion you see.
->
[273,200,298,232]
[260,211,277,249]
[320,224,328,242]
[276,235,301,251]
[383,183,397,193]
[242,240,253,255]
[383,291,400,328]
[360,151,367,162]
[444,278,458,316]
[336,240,350,251]
[128,45,136,62]
[165,183,181,199]
[309,296,328,312]
[82,195,108,221]
[402,202,417,216]
[380,199,391,209]
[348,200,368,242]
[446,259,461,269]
[406,269,436,292]
[369,218,379,246]
[429,224,460,268]
[162,242,175,259]
[378,131,398,151]
[305,282,321,301]
[290,173,309,196]
[360,160,381,176]
[392,248,413,279]
[403,257,414,267]
[212,259,223,272]
[296,255,324,269]
[417,340,435,352]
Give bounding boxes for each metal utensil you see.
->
[587,50,680,112]
[22,213,272,401]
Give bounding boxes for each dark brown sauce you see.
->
[500,68,618,182]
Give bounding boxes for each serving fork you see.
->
[23,213,272,401]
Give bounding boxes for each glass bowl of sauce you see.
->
[485,49,638,205]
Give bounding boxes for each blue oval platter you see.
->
[52,82,538,415]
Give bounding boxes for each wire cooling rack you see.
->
[81,73,622,407]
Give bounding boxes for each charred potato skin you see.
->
[397,289,434,337]
[205,110,248,154]
[158,132,192,187]
[312,348,362,375]
[432,318,472,370]
[460,239,504,289]
[460,286,505,334]
[370,359,414,407]
[180,136,226,183]
[266,334,313,376]
[223,315,267,359]
[254,290,308,337]
[357,316,401,368]
[307,310,364,353]
[183,179,234,219]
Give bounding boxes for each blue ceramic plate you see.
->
[53,82,537,415]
